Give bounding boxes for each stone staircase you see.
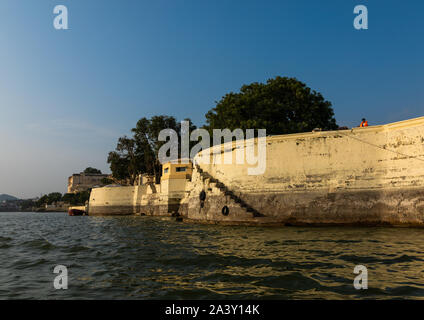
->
[194,164,264,218]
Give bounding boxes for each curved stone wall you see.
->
[186,117,424,226]
[89,186,146,215]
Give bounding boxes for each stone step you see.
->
[197,166,264,218]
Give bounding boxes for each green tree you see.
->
[108,115,196,184]
[132,116,196,183]
[76,190,90,205]
[107,150,130,183]
[62,191,90,206]
[36,195,49,207]
[61,193,76,205]
[47,192,62,205]
[205,76,338,136]
[36,192,63,207]
[83,167,102,174]
[101,177,114,185]
[132,115,178,182]
[107,136,144,185]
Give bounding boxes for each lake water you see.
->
[1,211,424,299]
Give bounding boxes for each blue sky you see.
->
[0,0,423,198]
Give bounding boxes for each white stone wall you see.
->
[89,185,147,211]
[194,116,424,194]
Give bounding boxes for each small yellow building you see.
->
[160,159,193,213]
[161,160,193,181]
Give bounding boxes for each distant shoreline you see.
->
[0,208,67,213]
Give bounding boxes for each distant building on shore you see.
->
[67,172,109,193]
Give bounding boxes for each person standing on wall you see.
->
[360,118,368,127]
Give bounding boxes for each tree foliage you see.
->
[205,76,338,135]
[36,192,62,207]
[108,115,196,184]
[46,192,62,204]
[83,167,102,174]
[34,191,90,208]
[106,77,338,184]
[36,195,49,207]
[107,136,143,185]
[61,191,90,206]
[100,177,114,185]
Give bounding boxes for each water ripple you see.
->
[1,212,424,299]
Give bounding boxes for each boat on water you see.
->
[68,207,87,216]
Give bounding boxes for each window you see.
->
[176,167,187,172]
[164,168,169,174]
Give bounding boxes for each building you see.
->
[160,160,193,213]
[88,159,193,216]
[160,160,193,196]
[44,201,69,212]
[67,172,109,193]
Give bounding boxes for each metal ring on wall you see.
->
[222,206,229,216]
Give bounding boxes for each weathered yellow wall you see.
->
[194,116,424,194]
[88,117,424,225]
[161,162,193,180]
[186,116,424,226]
[89,185,147,215]
[88,181,180,216]
[161,178,189,197]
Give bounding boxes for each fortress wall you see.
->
[87,117,424,225]
[188,117,424,226]
[88,184,172,217]
[89,185,148,216]
[194,117,424,194]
